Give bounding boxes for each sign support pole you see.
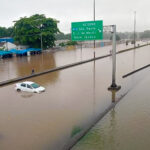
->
[108,25,121,91]
[80,41,82,61]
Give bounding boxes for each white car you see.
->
[15,81,45,93]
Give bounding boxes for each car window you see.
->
[31,83,40,89]
[21,83,26,87]
[27,84,32,89]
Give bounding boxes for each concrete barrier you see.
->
[122,64,150,78]
[62,91,129,150]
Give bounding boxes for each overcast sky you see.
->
[0,0,150,33]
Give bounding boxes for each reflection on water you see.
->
[0,52,59,83]
[15,53,56,75]
[66,46,76,51]
[15,53,59,86]
[20,92,34,99]
[110,90,116,103]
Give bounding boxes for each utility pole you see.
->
[40,33,43,51]
[94,0,95,21]
[134,11,136,48]
[40,24,43,51]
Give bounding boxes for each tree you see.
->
[0,27,7,37]
[7,27,13,37]
[55,32,71,40]
[13,14,60,49]
[0,27,13,37]
[66,41,77,46]
[110,34,121,41]
[140,30,150,39]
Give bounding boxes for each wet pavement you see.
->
[0,42,150,150]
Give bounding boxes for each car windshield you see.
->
[31,83,40,89]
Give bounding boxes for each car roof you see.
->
[22,81,34,85]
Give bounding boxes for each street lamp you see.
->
[93,0,95,21]
[40,33,43,51]
[40,24,43,51]
[133,11,136,48]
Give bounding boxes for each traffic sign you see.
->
[71,20,103,41]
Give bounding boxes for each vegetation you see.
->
[66,40,77,45]
[59,42,66,47]
[55,33,71,40]
[56,31,150,41]
[139,30,150,39]
[59,40,77,47]
[71,126,82,138]
[110,34,121,41]
[0,27,13,37]
[1,15,150,50]
[13,14,60,49]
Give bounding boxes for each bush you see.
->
[66,41,77,46]
[59,41,77,47]
[59,42,66,47]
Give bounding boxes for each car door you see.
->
[20,83,27,91]
[26,84,33,92]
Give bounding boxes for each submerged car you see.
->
[15,81,45,93]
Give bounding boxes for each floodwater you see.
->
[0,42,150,150]
[0,41,147,82]
[72,65,150,150]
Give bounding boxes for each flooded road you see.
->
[72,66,150,150]
[0,41,147,82]
[0,43,150,150]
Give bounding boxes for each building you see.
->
[0,42,16,50]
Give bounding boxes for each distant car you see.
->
[15,81,45,93]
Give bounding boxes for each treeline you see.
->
[55,30,150,40]
[55,32,71,40]
[0,23,150,41]
[0,27,13,38]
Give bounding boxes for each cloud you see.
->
[0,0,150,33]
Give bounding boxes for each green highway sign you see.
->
[71,20,103,41]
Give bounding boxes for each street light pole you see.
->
[134,11,136,48]
[40,33,43,51]
[94,0,95,21]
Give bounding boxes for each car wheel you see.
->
[17,89,21,92]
